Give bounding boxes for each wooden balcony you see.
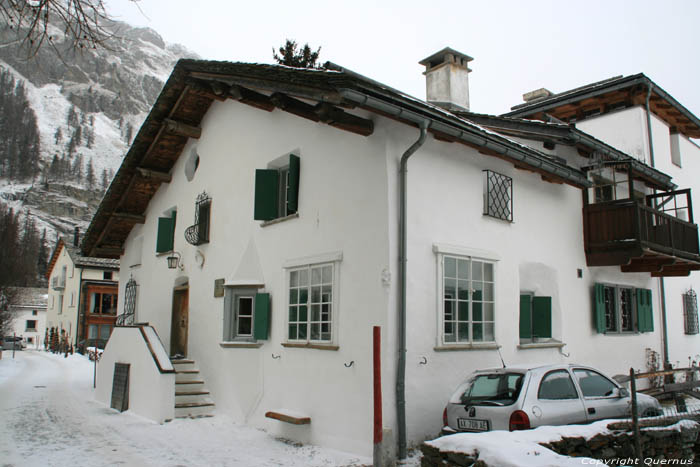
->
[583,199,700,276]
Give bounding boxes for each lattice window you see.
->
[483,170,513,222]
[185,191,211,245]
[117,278,138,326]
[683,289,698,335]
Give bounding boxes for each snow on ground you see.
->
[0,351,370,467]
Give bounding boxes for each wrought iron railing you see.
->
[185,191,211,246]
[116,278,137,326]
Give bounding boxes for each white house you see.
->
[46,231,120,349]
[2,287,47,349]
[81,49,700,461]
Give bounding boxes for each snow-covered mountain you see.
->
[0,16,196,245]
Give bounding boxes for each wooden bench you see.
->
[265,410,311,425]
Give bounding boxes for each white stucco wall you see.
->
[391,125,662,445]
[118,99,393,456]
[95,326,174,423]
[111,88,700,458]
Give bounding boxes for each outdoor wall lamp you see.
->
[167,251,184,270]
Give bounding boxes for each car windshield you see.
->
[450,372,524,406]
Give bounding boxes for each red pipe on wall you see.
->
[373,326,382,466]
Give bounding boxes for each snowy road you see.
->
[0,351,371,467]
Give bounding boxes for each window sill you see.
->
[518,341,566,350]
[282,342,339,351]
[261,212,299,228]
[434,343,501,352]
[219,341,263,348]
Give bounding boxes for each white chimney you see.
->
[419,47,473,112]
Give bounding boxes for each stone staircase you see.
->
[171,359,215,418]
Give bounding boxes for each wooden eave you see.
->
[506,76,700,139]
[82,61,376,258]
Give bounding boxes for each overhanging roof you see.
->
[460,112,676,191]
[504,74,700,139]
[82,60,592,258]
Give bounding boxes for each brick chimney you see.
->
[419,47,473,112]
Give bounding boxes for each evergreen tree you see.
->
[67,105,79,127]
[124,122,133,144]
[37,228,48,281]
[273,39,322,68]
[71,153,83,181]
[54,127,63,144]
[85,158,95,188]
[86,128,95,148]
[100,168,110,192]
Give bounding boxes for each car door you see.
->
[529,369,587,427]
[572,367,629,421]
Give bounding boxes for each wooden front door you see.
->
[170,287,189,357]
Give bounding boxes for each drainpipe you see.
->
[397,120,429,459]
[645,84,670,367]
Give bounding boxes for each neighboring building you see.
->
[81,50,700,460]
[504,74,700,368]
[1,287,47,349]
[46,230,120,348]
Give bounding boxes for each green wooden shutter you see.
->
[532,296,552,338]
[636,288,654,332]
[254,293,270,340]
[254,169,279,220]
[287,154,300,214]
[156,216,174,253]
[594,283,606,333]
[223,288,233,340]
[519,295,532,339]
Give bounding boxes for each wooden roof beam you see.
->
[92,247,124,258]
[228,85,275,112]
[315,102,374,136]
[111,212,146,224]
[136,167,172,183]
[164,118,202,139]
[270,92,320,122]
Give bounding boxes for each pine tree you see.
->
[67,105,79,127]
[273,39,322,68]
[85,158,95,189]
[72,153,83,181]
[54,127,63,144]
[37,228,48,282]
[124,122,133,144]
[100,168,110,192]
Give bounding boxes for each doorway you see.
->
[170,286,189,358]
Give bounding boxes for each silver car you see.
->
[2,336,25,351]
[443,364,662,433]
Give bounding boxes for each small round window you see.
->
[185,147,200,182]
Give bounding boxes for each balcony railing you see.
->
[583,199,700,275]
[51,276,66,290]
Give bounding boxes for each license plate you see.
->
[457,418,489,431]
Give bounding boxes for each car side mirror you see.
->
[617,387,629,398]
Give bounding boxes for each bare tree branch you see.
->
[0,0,140,58]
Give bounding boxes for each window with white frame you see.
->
[441,255,495,344]
[288,263,333,343]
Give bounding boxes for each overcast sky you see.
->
[107,0,700,120]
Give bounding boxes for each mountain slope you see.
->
[0,17,196,251]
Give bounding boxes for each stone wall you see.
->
[420,421,699,467]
